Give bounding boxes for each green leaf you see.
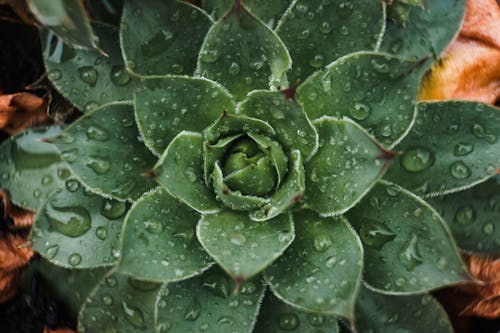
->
[51,103,156,201]
[204,134,243,185]
[297,51,427,147]
[347,181,468,294]
[0,126,69,210]
[29,0,98,49]
[153,131,221,214]
[265,210,363,319]
[247,132,288,187]
[203,0,291,28]
[197,1,291,100]
[305,117,392,216]
[254,292,339,333]
[134,75,235,155]
[276,0,385,82]
[21,258,110,321]
[79,273,161,332]
[155,267,265,333]
[86,0,124,26]
[120,0,213,76]
[355,285,453,333]
[31,181,126,268]
[197,210,294,279]
[237,90,318,160]
[119,187,213,282]
[250,150,305,221]
[380,0,466,60]
[427,175,500,255]
[43,24,133,112]
[213,162,269,210]
[385,101,500,197]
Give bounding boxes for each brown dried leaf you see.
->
[0,190,34,229]
[460,0,500,50]
[0,92,49,135]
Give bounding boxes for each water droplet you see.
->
[340,25,349,35]
[200,49,220,63]
[48,70,61,81]
[96,226,108,240]
[85,101,99,112]
[68,253,82,266]
[101,200,127,219]
[350,103,370,121]
[313,234,332,252]
[184,298,201,321]
[78,66,98,87]
[401,147,434,172]
[483,223,494,235]
[102,294,113,306]
[171,63,184,74]
[279,313,299,330]
[105,276,117,287]
[399,235,423,271]
[230,233,246,246]
[325,256,337,268]
[46,202,91,237]
[308,314,324,326]
[450,161,471,179]
[228,62,240,76]
[65,179,79,192]
[436,257,447,270]
[319,21,331,34]
[158,320,172,333]
[57,167,71,180]
[144,220,163,234]
[309,54,324,68]
[184,167,197,182]
[121,301,146,329]
[454,205,475,225]
[359,221,396,250]
[46,245,59,259]
[202,273,229,298]
[216,316,234,326]
[454,143,473,156]
[86,125,109,141]
[240,282,256,295]
[41,175,53,185]
[87,157,110,174]
[110,66,131,86]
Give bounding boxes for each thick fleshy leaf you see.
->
[250,150,305,221]
[204,134,243,185]
[385,101,500,197]
[247,132,288,187]
[43,24,133,112]
[119,187,213,282]
[380,0,466,60]
[51,103,156,201]
[355,286,453,333]
[265,210,363,318]
[254,292,339,333]
[31,181,126,268]
[238,90,318,160]
[204,112,275,143]
[29,0,98,49]
[197,1,291,100]
[79,273,161,332]
[86,0,124,26]
[347,181,468,294]
[427,175,500,255]
[305,117,393,216]
[203,0,290,28]
[197,210,294,279]
[297,52,427,147]
[0,126,69,210]
[213,162,269,210]
[134,76,235,155]
[120,0,212,76]
[276,0,385,82]
[153,131,221,214]
[155,267,265,333]
[21,258,110,320]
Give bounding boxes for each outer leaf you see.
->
[120,0,213,76]
[43,24,133,112]
[276,0,385,82]
[355,285,453,333]
[204,112,275,144]
[31,181,126,268]
[155,267,265,333]
[134,76,235,155]
[347,181,468,294]
[385,101,500,197]
[297,51,427,147]
[0,126,69,210]
[79,273,161,332]
[21,258,110,321]
[380,0,466,60]
[203,0,291,28]
[305,117,393,216]
[250,150,305,221]
[427,175,500,255]
[237,90,318,160]
[265,210,363,319]
[29,0,98,49]
[197,210,294,279]
[254,292,339,333]
[51,103,156,201]
[153,131,221,214]
[197,1,291,100]
[119,187,213,282]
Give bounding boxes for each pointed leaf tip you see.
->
[279,83,298,101]
[142,169,157,179]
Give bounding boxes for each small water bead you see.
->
[454,205,475,225]
[184,298,201,321]
[240,282,256,295]
[68,253,82,266]
[400,147,434,172]
[158,320,172,333]
[85,101,99,112]
[78,66,98,87]
[121,301,146,329]
[325,256,337,268]
[436,257,447,270]
[46,245,59,259]
[41,175,53,186]
[483,223,494,235]
[350,103,370,121]
[200,49,220,63]
[86,125,109,141]
[308,314,324,326]
[313,234,332,252]
[309,55,324,68]
[279,313,299,330]
[143,219,163,234]
[184,167,197,182]
[101,200,127,219]
[48,70,61,81]
[202,273,229,298]
[96,226,108,240]
[450,161,471,179]
[102,294,113,306]
[228,62,240,76]
[399,236,423,271]
[454,143,473,156]
[110,66,131,86]
[105,276,118,287]
[319,21,331,34]
[87,157,110,174]
[230,233,246,246]
[57,167,71,180]
[216,316,234,326]
[33,189,41,198]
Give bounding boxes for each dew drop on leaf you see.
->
[121,301,146,329]
[78,66,98,87]
[279,313,299,330]
[454,205,475,225]
[184,298,201,321]
[400,147,435,172]
[46,244,59,259]
[68,253,82,266]
[450,161,471,179]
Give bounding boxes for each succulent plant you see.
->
[1,0,499,332]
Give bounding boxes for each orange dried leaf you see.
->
[0,190,35,229]
[460,0,500,50]
[0,92,49,135]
